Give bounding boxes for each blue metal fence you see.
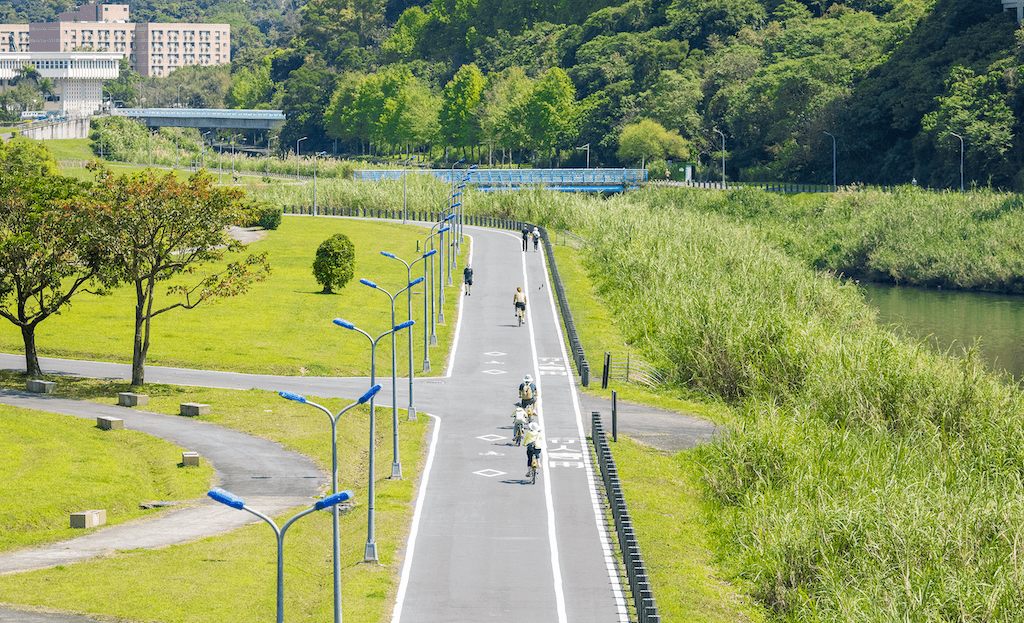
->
[354,168,647,190]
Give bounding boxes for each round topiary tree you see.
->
[313,233,355,294]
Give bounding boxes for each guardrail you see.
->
[592,412,661,623]
[354,168,647,186]
[540,225,590,386]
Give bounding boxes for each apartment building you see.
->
[0,3,230,77]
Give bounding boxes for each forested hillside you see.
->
[5,0,1024,189]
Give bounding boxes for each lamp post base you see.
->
[364,542,378,563]
[423,359,431,372]
[391,462,403,479]
[407,406,417,421]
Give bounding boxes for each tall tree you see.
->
[439,63,485,155]
[0,140,111,377]
[519,67,581,164]
[88,166,271,386]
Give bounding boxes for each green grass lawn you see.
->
[0,216,459,378]
[0,372,427,623]
[0,396,214,553]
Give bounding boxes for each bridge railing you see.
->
[354,168,647,186]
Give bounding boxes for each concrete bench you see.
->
[118,392,148,407]
[70,509,106,529]
[180,402,210,417]
[181,451,201,466]
[26,379,56,394]
[96,416,124,430]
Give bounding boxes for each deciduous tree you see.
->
[89,165,271,386]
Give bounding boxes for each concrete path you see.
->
[0,222,715,622]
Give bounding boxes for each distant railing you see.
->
[601,351,663,388]
[354,168,647,187]
[552,229,590,249]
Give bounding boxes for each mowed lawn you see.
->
[0,215,460,377]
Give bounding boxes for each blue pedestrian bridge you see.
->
[354,168,647,192]
[112,108,286,130]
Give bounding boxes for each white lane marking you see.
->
[390,412,441,623]
[477,434,504,442]
[474,469,506,478]
[444,233,473,378]
[522,238,570,623]
[540,244,631,622]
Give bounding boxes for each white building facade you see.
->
[0,51,120,114]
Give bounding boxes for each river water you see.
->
[861,283,1024,382]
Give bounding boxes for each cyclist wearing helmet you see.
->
[519,374,537,414]
[525,421,544,476]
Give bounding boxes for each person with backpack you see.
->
[519,374,537,416]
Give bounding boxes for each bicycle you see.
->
[516,305,525,326]
[512,417,525,446]
[528,453,539,485]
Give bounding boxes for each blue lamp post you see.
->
[381,250,435,416]
[314,151,327,216]
[417,248,439,368]
[207,487,354,623]
[333,317,414,562]
[437,213,457,321]
[359,277,424,479]
[951,132,964,193]
[278,385,381,623]
[425,224,450,346]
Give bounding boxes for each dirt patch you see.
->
[226,225,267,245]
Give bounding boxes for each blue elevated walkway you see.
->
[354,168,646,192]
[112,108,286,130]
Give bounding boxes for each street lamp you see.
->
[296,136,308,180]
[176,84,182,108]
[424,224,449,349]
[99,129,107,161]
[714,128,725,187]
[576,143,590,168]
[231,134,241,175]
[333,317,415,562]
[279,384,381,623]
[359,277,424,479]
[266,134,277,175]
[823,130,836,190]
[951,132,964,193]
[402,156,415,225]
[435,213,457,324]
[192,150,207,171]
[313,151,327,216]
[380,250,434,417]
[207,487,354,623]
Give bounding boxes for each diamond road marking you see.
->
[485,351,506,356]
[477,434,504,442]
[474,469,506,478]
[480,451,505,456]
[482,369,507,375]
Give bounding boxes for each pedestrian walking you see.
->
[522,226,529,251]
[532,227,540,251]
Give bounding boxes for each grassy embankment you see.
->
[509,185,1024,621]
[0,214,455,621]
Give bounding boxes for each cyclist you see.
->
[525,421,543,477]
[463,264,473,296]
[519,374,537,416]
[511,405,528,444]
[513,287,527,323]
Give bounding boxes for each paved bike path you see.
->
[0,222,715,622]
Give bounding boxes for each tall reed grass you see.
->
[506,185,1024,621]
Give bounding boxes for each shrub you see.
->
[312,233,355,294]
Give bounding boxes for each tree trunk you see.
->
[21,324,41,378]
[131,278,154,386]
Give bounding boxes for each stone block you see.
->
[96,416,124,430]
[181,451,201,466]
[26,379,56,394]
[118,392,149,407]
[180,402,210,417]
[70,509,106,529]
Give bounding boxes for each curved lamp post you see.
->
[359,277,424,478]
[208,487,354,623]
[279,384,381,623]
[333,317,415,562]
[313,151,327,216]
[714,128,725,187]
[381,250,435,416]
[823,130,836,191]
[436,214,457,322]
[425,225,450,347]
[951,132,964,193]
[296,136,308,180]
[99,129,107,161]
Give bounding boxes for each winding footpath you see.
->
[0,222,715,622]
